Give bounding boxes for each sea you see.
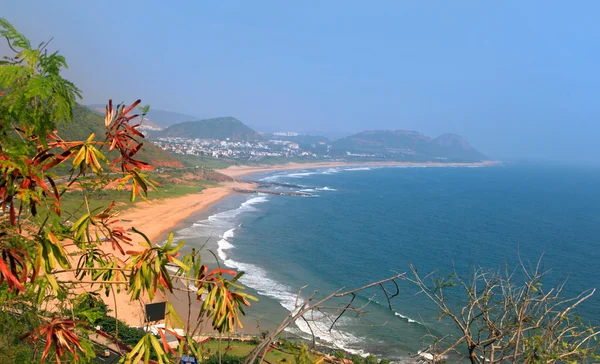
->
[167,163,600,361]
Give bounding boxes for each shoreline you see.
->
[114,182,249,242]
[107,160,499,327]
[221,160,501,178]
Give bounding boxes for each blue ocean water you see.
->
[173,164,600,360]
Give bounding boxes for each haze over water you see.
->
[171,163,600,360]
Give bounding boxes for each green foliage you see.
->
[294,344,311,364]
[364,354,378,364]
[204,354,245,364]
[0,19,256,363]
[334,350,346,359]
[0,18,81,144]
[0,18,31,49]
[0,311,37,363]
[72,292,109,325]
[154,116,262,141]
[175,154,235,169]
[248,337,261,345]
[379,359,390,364]
[351,354,363,364]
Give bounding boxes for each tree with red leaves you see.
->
[0,18,255,363]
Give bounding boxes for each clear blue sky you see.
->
[3,1,600,162]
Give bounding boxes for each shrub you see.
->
[334,350,346,359]
[364,354,378,364]
[204,354,245,364]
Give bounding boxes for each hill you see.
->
[87,104,198,127]
[153,117,262,142]
[60,105,184,167]
[331,130,486,161]
[430,133,487,161]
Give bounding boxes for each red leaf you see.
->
[0,256,25,292]
[207,268,237,277]
[120,99,141,117]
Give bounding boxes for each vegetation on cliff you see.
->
[154,117,262,142]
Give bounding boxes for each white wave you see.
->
[345,167,371,171]
[261,171,320,181]
[168,194,269,253]
[222,228,235,239]
[239,195,269,209]
[394,311,421,324]
[283,326,371,357]
[321,168,341,174]
[169,185,368,355]
[217,228,236,261]
[317,186,337,191]
[207,195,269,224]
[286,171,319,178]
[261,168,343,182]
[299,186,336,192]
[221,256,370,355]
[221,259,298,311]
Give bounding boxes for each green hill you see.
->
[331,130,486,161]
[59,105,183,167]
[153,117,262,141]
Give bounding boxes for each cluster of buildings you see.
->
[152,137,319,160]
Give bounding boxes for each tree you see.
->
[294,344,311,364]
[0,18,255,363]
[410,260,600,363]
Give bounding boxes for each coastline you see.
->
[107,160,499,327]
[221,160,500,178]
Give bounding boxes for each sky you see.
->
[3,1,600,162]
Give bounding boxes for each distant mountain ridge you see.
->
[332,130,486,161]
[153,117,262,142]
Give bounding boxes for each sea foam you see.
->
[317,186,337,191]
[394,311,421,324]
[221,255,369,354]
[217,228,236,261]
[344,167,371,171]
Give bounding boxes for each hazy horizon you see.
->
[3,1,599,163]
